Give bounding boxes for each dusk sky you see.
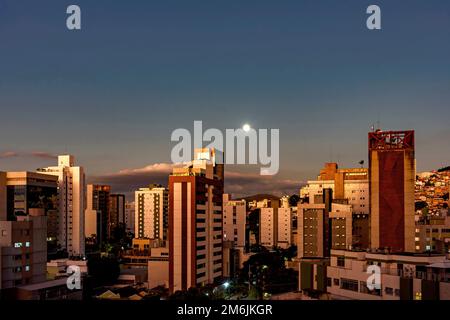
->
[1,0,449,198]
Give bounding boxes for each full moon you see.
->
[243,124,251,132]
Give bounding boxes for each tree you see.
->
[237,247,298,298]
[87,257,120,286]
[415,201,428,211]
[288,194,300,207]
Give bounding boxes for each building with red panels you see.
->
[168,148,224,293]
[369,130,415,252]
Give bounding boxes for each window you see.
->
[327,277,332,287]
[340,279,358,292]
[333,278,340,286]
[25,265,30,272]
[385,287,394,295]
[25,242,31,248]
[337,256,345,267]
[360,281,381,296]
[14,242,23,248]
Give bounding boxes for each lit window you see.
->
[14,242,23,248]
[25,266,30,271]
[25,242,31,247]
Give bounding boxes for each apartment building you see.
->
[0,215,47,290]
[168,148,224,292]
[327,249,450,300]
[38,155,86,257]
[135,185,168,241]
[223,194,246,248]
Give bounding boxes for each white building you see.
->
[277,207,293,249]
[135,186,168,241]
[169,148,224,292]
[223,194,246,248]
[301,179,369,215]
[260,208,276,248]
[38,155,86,257]
[326,249,450,300]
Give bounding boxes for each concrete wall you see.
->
[148,260,169,290]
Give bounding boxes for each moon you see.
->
[243,123,251,132]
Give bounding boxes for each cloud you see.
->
[0,150,56,159]
[88,162,304,200]
[30,151,57,159]
[0,151,19,158]
[224,171,304,198]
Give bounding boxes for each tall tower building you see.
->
[223,194,246,248]
[297,188,332,258]
[300,163,370,249]
[85,184,111,245]
[135,185,168,241]
[38,155,86,257]
[369,130,415,252]
[3,172,58,251]
[169,148,224,293]
[109,194,125,237]
[125,200,135,234]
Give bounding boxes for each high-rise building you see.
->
[38,155,86,257]
[125,201,135,234]
[260,207,277,248]
[3,172,58,250]
[135,185,168,241]
[329,203,353,250]
[277,207,293,249]
[297,189,332,258]
[168,148,224,292]
[0,172,6,221]
[369,130,415,252]
[300,163,370,249]
[85,184,111,245]
[222,194,246,248]
[109,194,125,237]
[0,216,48,289]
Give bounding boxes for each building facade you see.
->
[4,172,58,251]
[38,155,86,257]
[369,130,415,252]
[109,194,125,237]
[125,201,135,234]
[168,148,224,293]
[135,185,168,241]
[327,249,450,300]
[0,215,47,290]
[85,184,110,245]
[222,194,246,248]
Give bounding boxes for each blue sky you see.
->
[1,0,449,196]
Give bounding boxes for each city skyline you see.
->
[1,0,450,199]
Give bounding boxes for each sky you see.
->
[0,0,449,198]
